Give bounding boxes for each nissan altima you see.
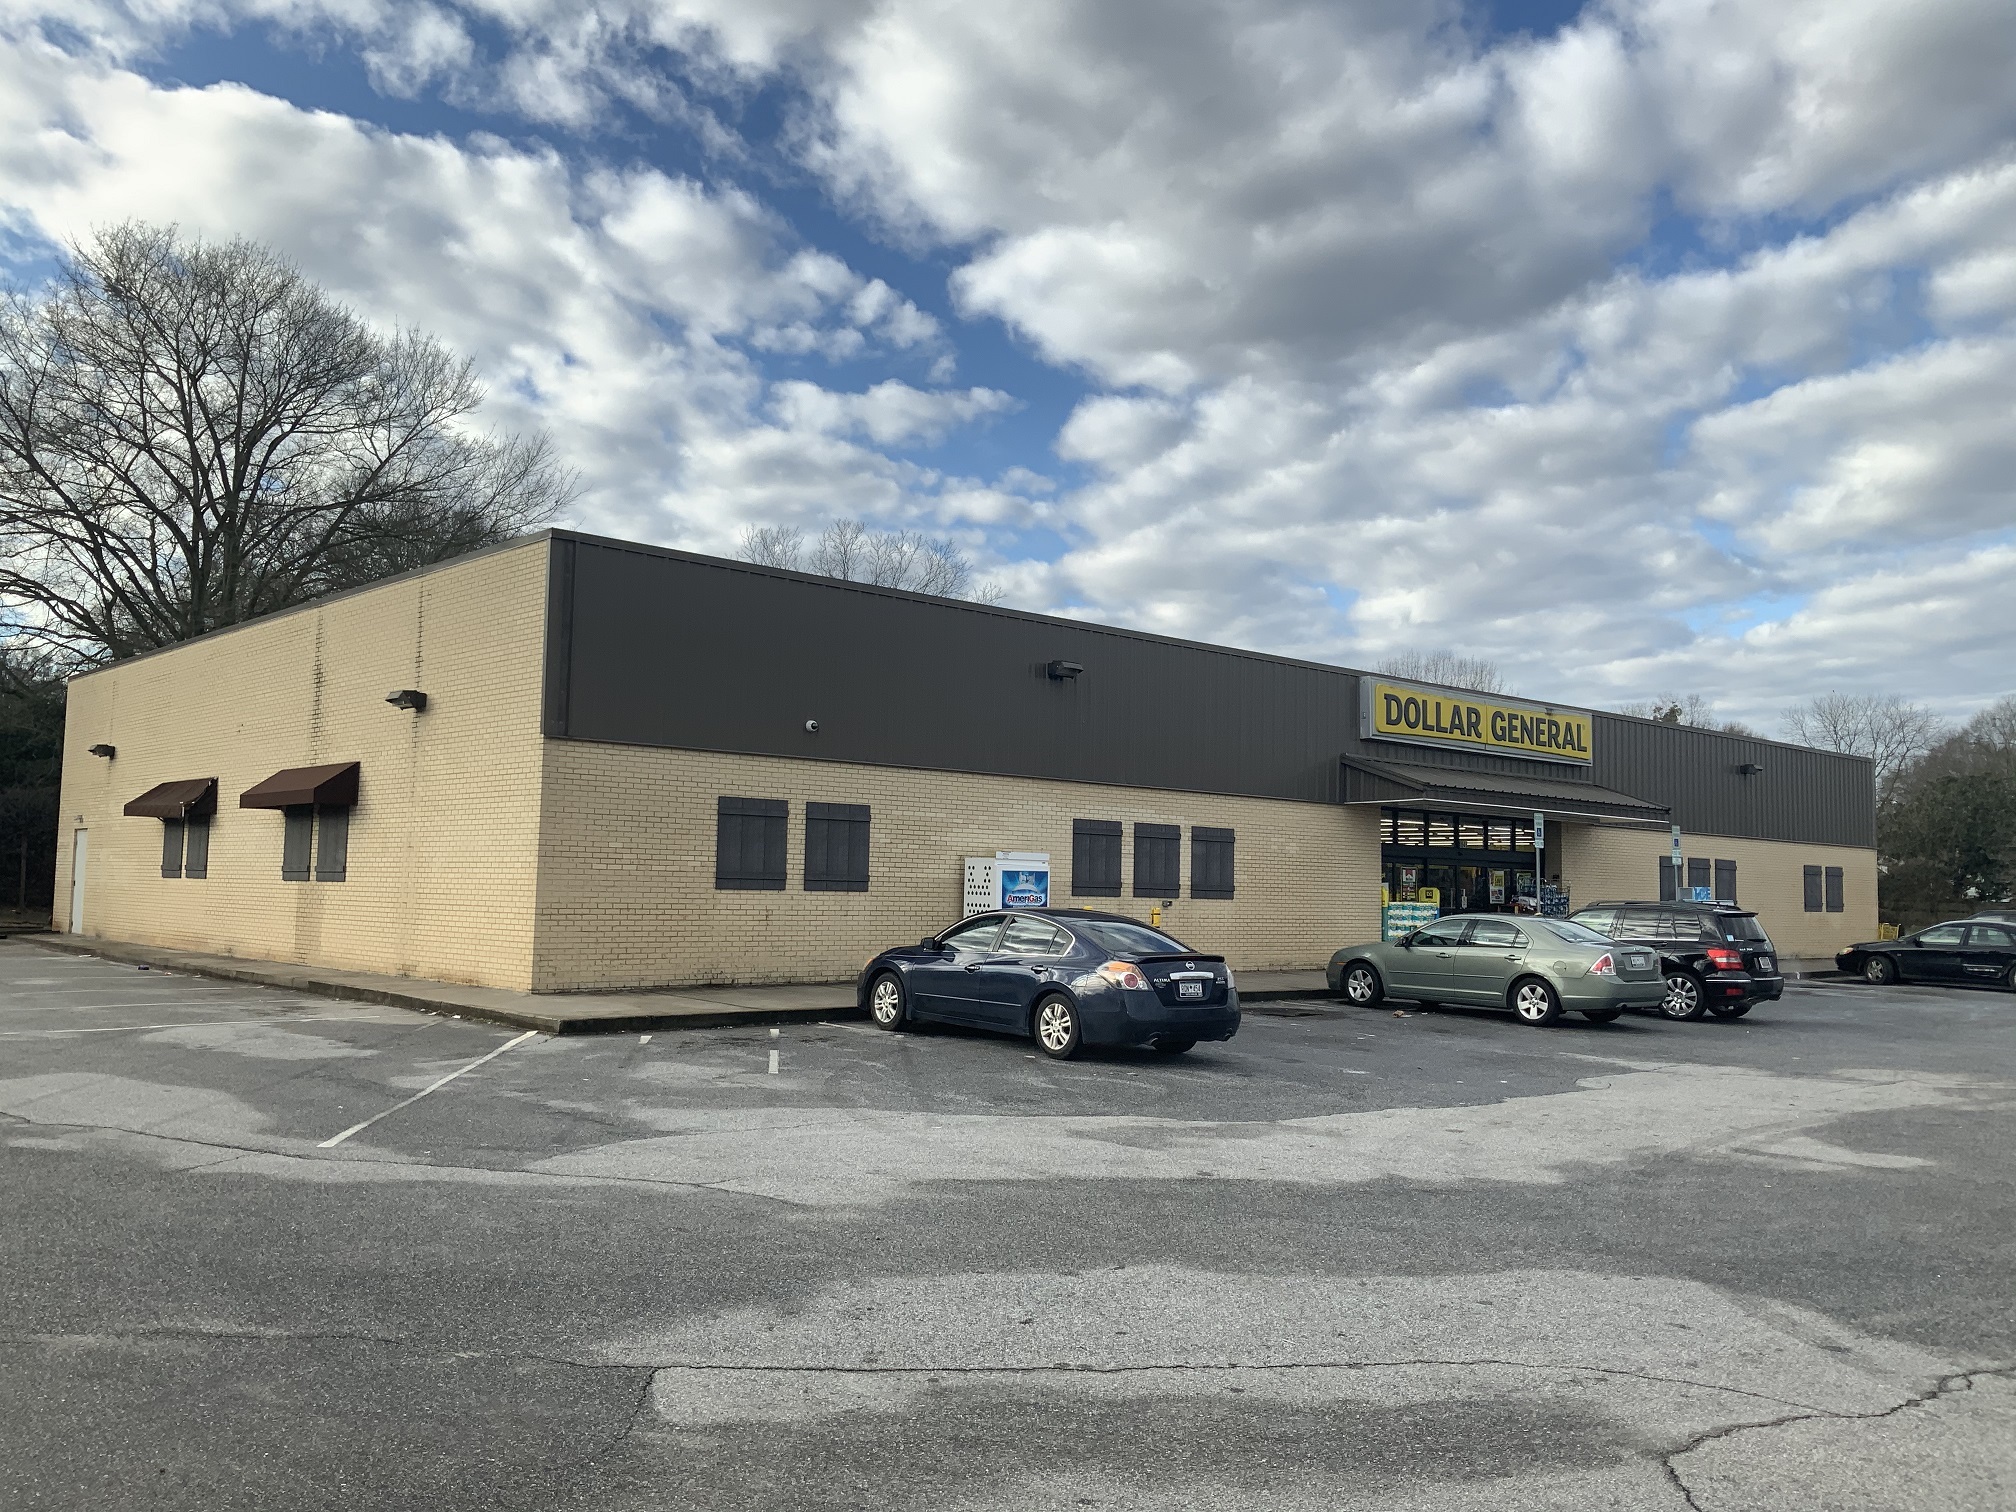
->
[858,908,1239,1059]
[1326,913,1665,1026]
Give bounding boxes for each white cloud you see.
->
[769,378,1012,446]
[2,0,2014,720]
[0,21,1004,562]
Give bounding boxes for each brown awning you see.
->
[239,762,360,809]
[123,777,218,819]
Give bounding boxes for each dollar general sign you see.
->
[1364,680,1594,766]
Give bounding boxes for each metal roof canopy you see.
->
[1339,755,1670,827]
[239,762,360,809]
[123,777,218,819]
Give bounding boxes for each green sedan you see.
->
[1326,914,1666,1026]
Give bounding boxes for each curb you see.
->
[28,936,863,1036]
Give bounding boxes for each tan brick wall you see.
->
[1559,822,1877,963]
[53,539,550,990]
[529,743,1383,990]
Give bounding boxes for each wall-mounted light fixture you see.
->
[1046,660,1083,681]
[1736,762,1764,776]
[87,743,116,759]
[385,689,428,712]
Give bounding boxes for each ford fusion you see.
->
[1326,913,1665,1026]
[858,909,1239,1059]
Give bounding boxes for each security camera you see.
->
[804,719,820,733]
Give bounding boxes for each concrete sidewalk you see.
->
[28,934,1335,1035]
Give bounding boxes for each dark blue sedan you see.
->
[857,908,1240,1059]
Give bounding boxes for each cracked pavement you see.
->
[2,938,2013,1509]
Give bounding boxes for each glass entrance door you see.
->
[1381,810,1535,917]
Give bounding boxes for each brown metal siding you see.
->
[544,533,1875,847]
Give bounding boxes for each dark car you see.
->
[1568,901,1784,1020]
[858,908,1240,1059]
[1838,920,2016,990]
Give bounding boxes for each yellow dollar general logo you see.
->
[1367,681,1593,765]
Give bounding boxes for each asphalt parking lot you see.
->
[2,937,2012,1511]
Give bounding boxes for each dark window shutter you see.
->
[1686,856,1709,891]
[1713,859,1736,904]
[1072,819,1121,896]
[1134,823,1180,897]
[160,819,184,879]
[1803,865,1823,912]
[315,806,349,882]
[717,798,788,890]
[1824,866,1844,912]
[282,807,314,882]
[1658,861,1676,901]
[1192,827,1234,899]
[805,802,871,891]
[183,817,210,879]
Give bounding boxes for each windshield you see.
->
[1078,921,1191,956]
[1720,913,1769,942]
[1534,919,1613,946]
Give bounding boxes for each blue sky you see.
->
[3,0,2015,727]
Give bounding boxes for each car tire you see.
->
[867,971,909,1031]
[1511,978,1563,1026]
[1708,1002,1753,1019]
[1660,971,1708,1021]
[1863,955,1896,985]
[1153,1037,1196,1055]
[2006,963,2016,993]
[1033,993,1083,1060]
[1580,1008,1624,1024]
[1340,963,1384,1007]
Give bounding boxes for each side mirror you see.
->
[920,937,942,952]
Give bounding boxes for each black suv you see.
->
[1568,901,1784,1020]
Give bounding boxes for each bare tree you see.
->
[736,524,803,570]
[766,517,1001,602]
[1959,694,2016,752]
[1782,692,1947,806]
[0,223,573,664]
[1615,692,1756,735]
[1374,650,1509,695]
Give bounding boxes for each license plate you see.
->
[1177,980,1205,999]
[1757,955,1774,972]
[1625,952,1650,969]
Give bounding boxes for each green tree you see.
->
[1877,698,2016,929]
[0,644,64,912]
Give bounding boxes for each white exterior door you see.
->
[68,829,87,934]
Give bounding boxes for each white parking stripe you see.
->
[0,1014,398,1038]
[317,1030,539,1148]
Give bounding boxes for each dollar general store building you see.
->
[54,531,1878,990]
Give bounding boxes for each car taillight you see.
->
[1706,947,1743,971]
[1588,953,1616,977]
[1097,960,1150,991]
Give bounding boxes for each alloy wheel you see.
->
[1661,972,1705,1020]
[1865,957,1894,985]
[869,975,903,1028]
[1344,965,1378,1005]
[1514,981,1559,1024]
[1036,998,1079,1056]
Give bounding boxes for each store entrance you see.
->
[1381,809,1536,916]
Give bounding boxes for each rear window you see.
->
[1077,921,1190,956]
[1719,913,1770,942]
[1536,919,1613,946]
